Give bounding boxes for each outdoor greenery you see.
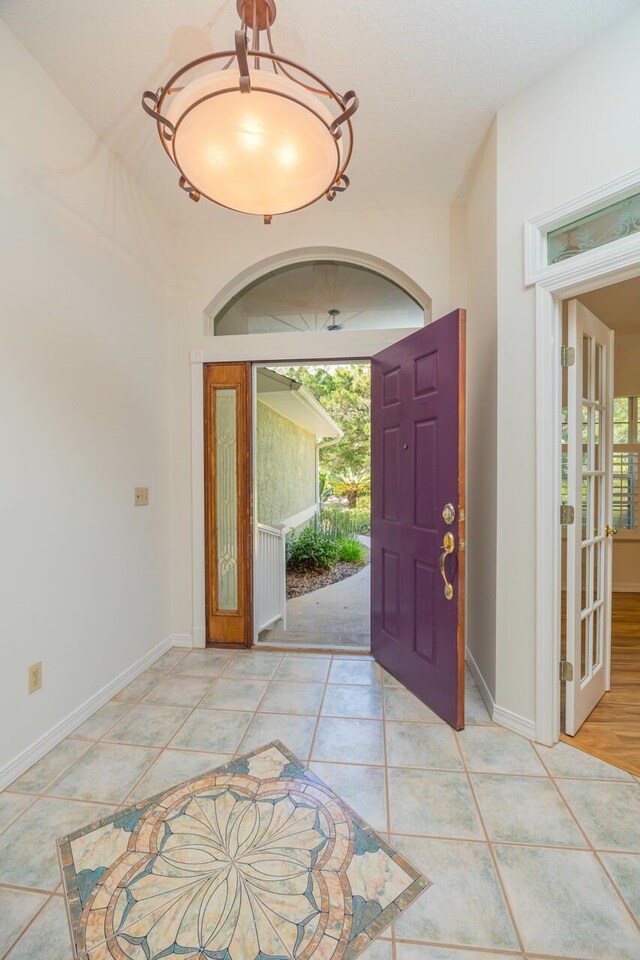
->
[320,503,371,538]
[279,364,371,483]
[329,468,371,509]
[287,527,340,570]
[336,538,368,564]
[281,363,373,575]
[287,524,368,572]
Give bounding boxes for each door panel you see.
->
[565,302,614,734]
[204,362,253,646]
[371,310,466,729]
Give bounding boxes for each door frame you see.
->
[525,167,640,745]
[191,329,423,648]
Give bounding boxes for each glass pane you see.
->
[594,408,601,471]
[583,337,591,401]
[213,261,425,335]
[613,396,630,444]
[216,389,238,612]
[593,474,601,539]
[592,604,602,670]
[547,191,640,265]
[594,343,602,404]
[581,546,589,613]
[593,541,601,605]
[582,404,591,469]
[580,616,589,681]
[581,477,589,540]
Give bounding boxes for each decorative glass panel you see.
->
[216,389,238,611]
[214,262,424,335]
[547,191,640,265]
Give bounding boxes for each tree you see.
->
[278,364,371,477]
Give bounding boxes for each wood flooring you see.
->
[562,592,640,776]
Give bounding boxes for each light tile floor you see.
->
[0,647,639,960]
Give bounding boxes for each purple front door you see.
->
[371,310,466,729]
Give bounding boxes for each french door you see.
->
[565,300,614,735]
[370,310,466,729]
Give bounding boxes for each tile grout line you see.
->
[380,668,398,960]
[304,654,335,767]
[116,667,229,807]
[452,727,528,957]
[231,654,286,760]
[0,890,57,959]
[531,742,640,934]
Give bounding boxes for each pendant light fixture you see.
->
[142,0,358,224]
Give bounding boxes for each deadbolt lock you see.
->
[442,503,456,525]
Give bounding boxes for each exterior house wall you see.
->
[256,402,318,527]
[493,7,640,725]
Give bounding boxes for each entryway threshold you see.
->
[255,641,370,656]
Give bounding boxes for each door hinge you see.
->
[561,345,575,367]
[560,504,575,526]
[560,660,574,682]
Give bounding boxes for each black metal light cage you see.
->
[142,2,358,221]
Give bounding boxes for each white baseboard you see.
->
[169,633,194,649]
[492,704,537,740]
[0,635,180,791]
[465,649,495,715]
[192,626,206,649]
[613,582,640,593]
[466,649,536,741]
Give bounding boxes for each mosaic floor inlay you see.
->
[58,741,428,960]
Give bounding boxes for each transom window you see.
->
[213,261,425,336]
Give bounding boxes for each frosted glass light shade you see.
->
[165,70,342,215]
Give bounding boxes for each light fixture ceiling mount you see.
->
[142,0,358,223]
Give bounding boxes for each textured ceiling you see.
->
[1,0,635,224]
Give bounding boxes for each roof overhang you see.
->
[257,369,343,441]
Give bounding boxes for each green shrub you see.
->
[337,538,367,564]
[287,527,340,570]
[321,504,371,538]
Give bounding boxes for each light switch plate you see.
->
[134,487,149,506]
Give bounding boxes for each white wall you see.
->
[0,21,173,771]
[494,7,640,722]
[167,201,465,638]
[464,122,498,697]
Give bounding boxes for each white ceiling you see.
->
[1,0,634,224]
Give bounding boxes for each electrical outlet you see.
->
[134,487,149,506]
[28,662,42,695]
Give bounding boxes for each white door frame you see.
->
[190,328,420,648]
[525,166,640,745]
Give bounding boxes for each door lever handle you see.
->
[439,532,455,601]
[605,525,618,537]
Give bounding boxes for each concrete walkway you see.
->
[261,559,370,650]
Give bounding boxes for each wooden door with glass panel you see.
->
[204,363,253,646]
[565,301,614,734]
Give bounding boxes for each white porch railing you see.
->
[255,523,287,634]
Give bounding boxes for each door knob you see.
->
[605,525,618,537]
[439,532,455,601]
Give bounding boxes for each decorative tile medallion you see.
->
[58,741,428,960]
